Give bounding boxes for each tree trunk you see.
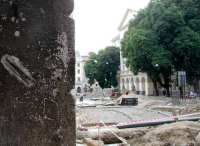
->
[163,76,171,97]
[153,81,159,96]
[193,78,199,94]
[179,86,183,98]
[0,1,75,146]
[165,86,170,97]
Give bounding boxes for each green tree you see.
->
[121,28,172,96]
[84,52,98,85]
[121,0,200,96]
[84,46,120,89]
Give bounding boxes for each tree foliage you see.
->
[121,0,200,95]
[84,52,98,85]
[84,46,120,89]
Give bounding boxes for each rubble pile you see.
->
[180,104,200,115]
[128,121,200,146]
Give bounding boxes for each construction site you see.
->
[76,93,200,146]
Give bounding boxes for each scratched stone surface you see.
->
[0,0,75,146]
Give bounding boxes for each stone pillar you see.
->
[0,0,75,146]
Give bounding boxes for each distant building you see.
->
[74,51,89,93]
[112,9,154,95]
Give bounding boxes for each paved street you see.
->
[76,94,173,127]
[77,106,168,125]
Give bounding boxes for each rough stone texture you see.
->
[0,0,75,146]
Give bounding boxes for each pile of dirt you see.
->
[128,121,200,146]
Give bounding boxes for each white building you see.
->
[74,51,89,93]
[112,9,154,95]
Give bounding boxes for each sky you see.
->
[74,0,150,56]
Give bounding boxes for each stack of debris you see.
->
[78,121,200,146]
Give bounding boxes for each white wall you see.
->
[74,51,89,93]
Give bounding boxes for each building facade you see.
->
[74,51,89,93]
[112,9,154,95]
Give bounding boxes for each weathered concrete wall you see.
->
[0,0,75,146]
